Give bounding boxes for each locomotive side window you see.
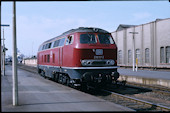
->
[80,34,97,44]
[44,55,47,62]
[58,38,65,47]
[48,43,52,48]
[65,35,74,45]
[38,45,43,51]
[42,45,45,50]
[53,40,60,47]
[98,34,115,44]
[45,44,48,49]
[47,54,50,63]
[42,55,43,63]
[53,53,55,63]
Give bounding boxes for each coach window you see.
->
[160,47,164,63]
[66,35,74,45]
[166,46,170,63]
[145,48,150,63]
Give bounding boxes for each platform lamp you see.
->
[1,24,10,76]
[129,32,138,71]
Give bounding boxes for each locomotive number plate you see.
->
[95,49,103,55]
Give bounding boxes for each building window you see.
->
[160,47,164,63]
[166,46,170,63]
[128,50,132,64]
[145,48,150,63]
[118,50,122,64]
[136,49,140,64]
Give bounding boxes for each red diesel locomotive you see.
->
[37,27,119,88]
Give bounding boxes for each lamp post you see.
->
[12,1,18,106]
[1,24,10,76]
[129,32,138,71]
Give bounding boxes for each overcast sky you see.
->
[1,1,170,57]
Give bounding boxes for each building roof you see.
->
[116,24,136,31]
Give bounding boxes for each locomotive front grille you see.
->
[81,59,115,67]
[92,61,106,65]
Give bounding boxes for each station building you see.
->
[111,18,170,69]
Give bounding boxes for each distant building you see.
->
[111,18,170,69]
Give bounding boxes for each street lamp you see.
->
[1,24,10,76]
[129,32,138,71]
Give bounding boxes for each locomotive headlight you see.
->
[81,60,87,66]
[81,60,92,66]
[87,61,91,65]
[110,60,115,65]
[107,60,115,65]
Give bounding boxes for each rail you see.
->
[101,89,170,111]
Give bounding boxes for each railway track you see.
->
[100,89,170,111]
[126,82,170,96]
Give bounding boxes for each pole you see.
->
[1,25,10,76]
[129,32,138,72]
[0,1,1,76]
[3,27,5,76]
[132,35,135,71]
[12,1,18,106]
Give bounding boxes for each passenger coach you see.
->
[37,27,119,88]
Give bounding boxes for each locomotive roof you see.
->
[42,27,110,44]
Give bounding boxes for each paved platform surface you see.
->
[1,65,133,112]
[118,68,170,80]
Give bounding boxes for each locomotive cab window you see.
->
[66,35,74,45]
[98,34,115,44]
[80,34,97,44]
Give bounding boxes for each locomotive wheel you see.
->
[58,74,63,83]
[62,74,67,84]
[81,82,90,91]
[54,73,59,82]
[41,70,46,78]
[66,76,70,86]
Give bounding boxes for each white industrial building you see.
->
[111,18,170,69]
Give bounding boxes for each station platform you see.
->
[1,65,133,112]
[117,67,170,88]
[118,67,170,80]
